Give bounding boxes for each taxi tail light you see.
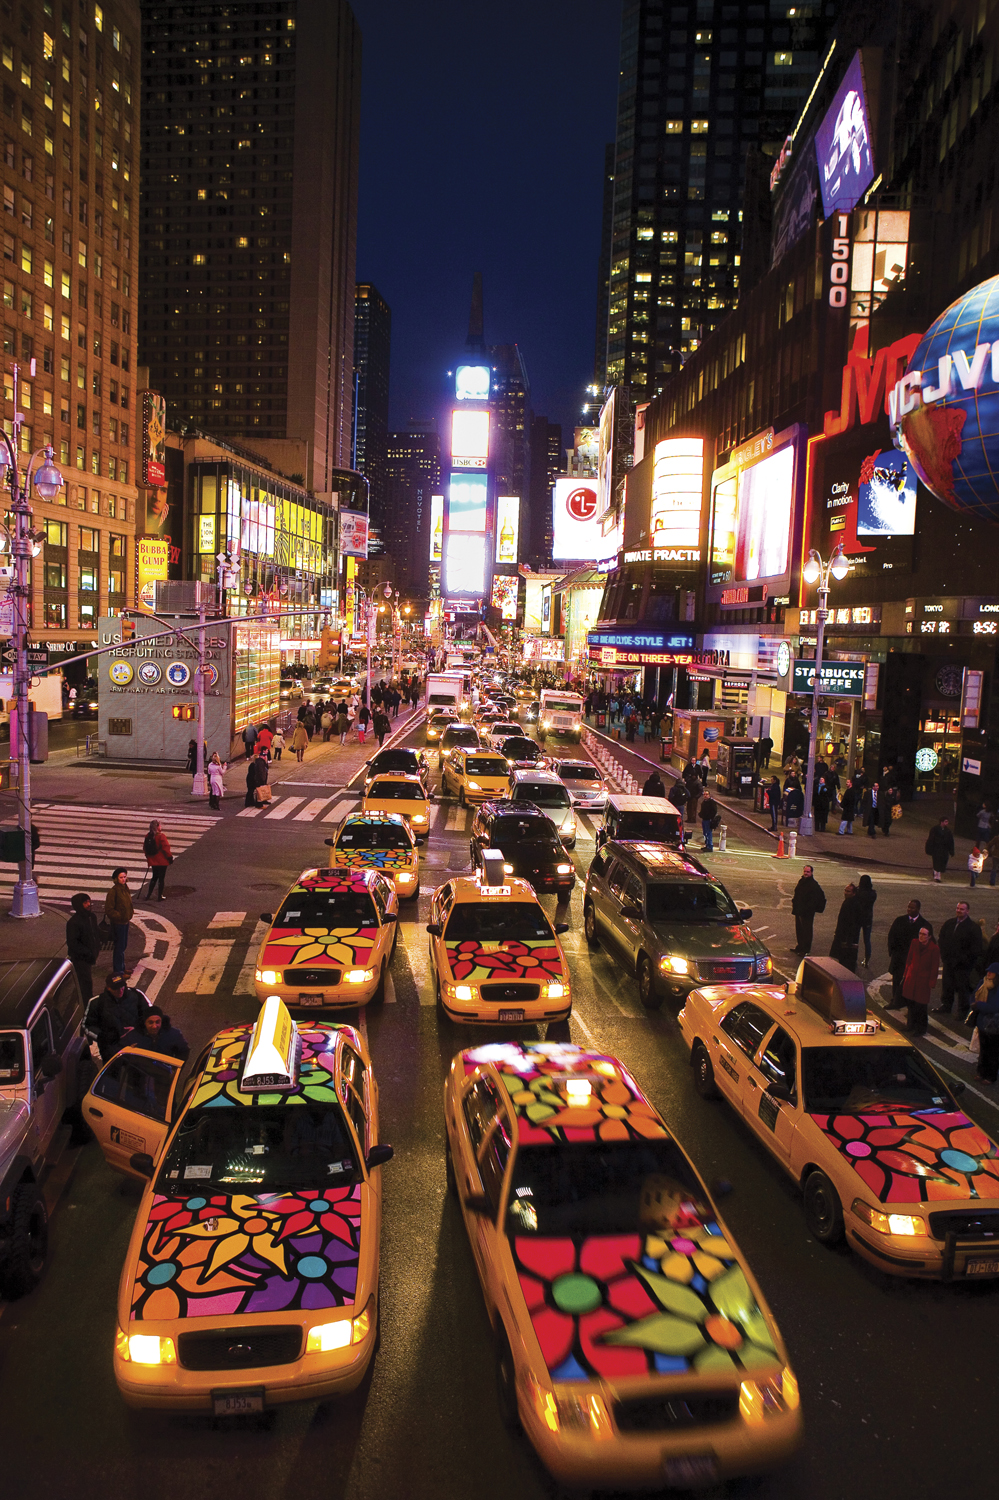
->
[851,1200,927,1237]
[119,1330,176,1366]
[739,1368,799,1425]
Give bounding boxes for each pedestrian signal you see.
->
[171,703,196,720]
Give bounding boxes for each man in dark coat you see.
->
[861,782,879,839]
[118,1006,190,1060]
[667,780,689,818]
[66,892,100,1001]
[837,780,856,835]
[87,973,150,1062]
[699,792,719,852]
[784,783,804,824]
[926,817,955,881]
[934,900,984,1015]
[245,749,269,807]
[829,883,863,973]
[642,769,666,798]
[886,899,933,1006]
[791,864,826,955]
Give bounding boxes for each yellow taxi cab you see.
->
[253,867,398,1011]
[426,708,459,744]
[440,747,512,806]
[443,1039,801,1490]
[80,996,393,1412]
[678,955,999,1279]
[326,810,421,900]
[360,772,431,840]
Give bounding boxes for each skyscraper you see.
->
[353,282,390,515]
[138,0,362,490]
[594,142,616,387]
[528,416,561,565]
[384,423,441,596]
[602,0,836,402]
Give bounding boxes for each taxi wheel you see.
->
[637,955,662,1011]
[2,1184,48,1298]
[495,1337,521,1432]
[803,1169,845,1246]
[459,787,466,807]
[372,962,386,1005]
[692,1042,720,1099]
[583,902,599,949]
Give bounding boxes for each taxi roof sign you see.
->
[240,995,300,1092]
[794,956,876,1033]
[481,848,507,890]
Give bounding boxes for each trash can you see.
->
[753,782,768,813]
[597,711,607,728]
[660,735,670,762]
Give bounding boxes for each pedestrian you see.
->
[642,768,666,798]
[141,820,172,901]
[321,709,333,742]
[700,791,719,852]
[256,723,273,759]
[245,748,269,806]
[837,780,856,836]
[813,778,830,833]
[241,722,258,758]
[791,864,826,955]
[935,900,984,1016]
[373,708,390,747]
[986,829,999,887]
[976,917,999,981]
[925,816,955,881]
[336,705,350,746]
[902,926,940,1037]
[291,720,310,763]
[975,800,995,843]
[66,892,100,1001]
[969,845,986,887]
[86,972,150,1062]
[969,967,999,1084]
[853,873,877,967]
[699,750,711,785]
[208,752,226,811]
[829,883,863,972]
[271,728,285,762]
[861,782,879,839]
[185,738,197,775]
[356,703,370,744]
[784,782,804,826]
[104,867,134,976]
[118,1005,191,1060]
[759,733,773,769]
[667,778,689,822]
[880,783,900,836]
[767,774,781,832]
[886,899,933,1006]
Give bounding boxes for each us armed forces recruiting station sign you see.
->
[97,615,233,762]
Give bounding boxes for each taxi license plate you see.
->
[965,1256,999,1276]
[298,993,324,1006]
[499,1009,524,1022]
[663,1454,718,1487]
[212,1390,264,1416]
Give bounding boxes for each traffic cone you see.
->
[773,831,787,859]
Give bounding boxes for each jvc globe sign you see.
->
[890,274,999,522]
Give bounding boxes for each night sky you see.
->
[349,0,622,442]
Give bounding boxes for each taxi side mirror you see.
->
[366,1143,394,1170]
[323,837,335,846]
[382,912,397,924]
[130,1152,155,1178]
[426,923,442,937]
[767,1082,792,1103]
[951,1080,967,1097]
[260,912,273,923]
[464,1190,492,1215]
[554,921,570,934]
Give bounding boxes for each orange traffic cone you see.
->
[773,831,787,859]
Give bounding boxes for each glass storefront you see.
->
[915,716,963,793]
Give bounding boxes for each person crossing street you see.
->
[791,864,826,956]
[66,893,100,1001]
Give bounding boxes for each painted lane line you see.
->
[234,920,268,996]
[295,798,334,822]
[571,1003,595,1042]
[175,939,236,994]
[208,911,247,929]
[264,796,306,821]
[129,910,183,1006]
[237,805,264,817]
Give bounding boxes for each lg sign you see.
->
[552,477,617,561]
[566,486,597,522]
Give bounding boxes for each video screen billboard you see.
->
[707,426,803,599]
[448,473,488,531]
[340,510,369,558]
[444,533,486,597]
[650,437,704,563]
[495,495,519,563]
[429,494,444,562]
[597,389,616,518]
[455,364,490,401]
[814,422,917,582]
[490,574,519,620]
[816,51,875,216]
[450,409,489,468]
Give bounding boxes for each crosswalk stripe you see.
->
[265,796,306,820]
[33,803,218,825]
[175,939,235,994]
[445,806,468,831]
[322,798,356,823]
[208,911,247,928]
[0,804,217,895]
[234,920,267,996]
[295,798,333,822]
[237,805,264,817]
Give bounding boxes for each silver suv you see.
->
[508,769,577,848]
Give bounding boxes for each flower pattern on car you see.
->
[513,1224,778,1383]
[262,926,379,969]
[130,1185,363,1322]
[444,939,565,986]
[191,1023,344,1109]
[812,1109,999,1203]
[330,848,414,872]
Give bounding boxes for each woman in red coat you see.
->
[143,820,173,902]
[902,926,940,1036]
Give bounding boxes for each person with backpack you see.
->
[357,702,370,744]
[142,820,173,901]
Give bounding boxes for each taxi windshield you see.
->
[505,1140,707,1235]
[369,751,419,774]
[338,822,412,850]
[466,756,506,775]
[617,812,682,841]
[646,880,739,923]
[802,1046,952,1114]
[158,1102,359,1192]
[492,817,561,851]
[444,902,554,944]
[368,780,425,802]
[275,889,378,926]
[501,739,538,757]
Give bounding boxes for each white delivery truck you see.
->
[537,688,585,744]
[425,672,465,716]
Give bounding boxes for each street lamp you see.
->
[0,438,64,916]
[799,545,849,838]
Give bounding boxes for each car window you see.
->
[29,1012,52,1069]
[93,1052,177,1121]
[492,817,558,848]
[757,1026,797,1101]
[444,901,554,943]
[48,973,81,1033]
[519,784,570,808]
[560,764,600,781]
[369,780,426,802]
[339,821,412,849]
[0,1031,26,1085]
[623,873,644,908]
[275,888,377,928]
[339,1049,368,1151]
[607,860,628,898]
[463,1076,502,1151]
[589,851,609,878]
[370,880,388,920]
[645,880,740,922]
[505,1138,705,1235]
[478,1117,511,1216]
[619,812,682,841]
[720,1001,773,1060]
[801,1046,952,1114]
[466,756,506,775]
[159,1102,359,1191]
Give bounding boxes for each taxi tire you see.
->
[803,1169,845,1246]
[637,954,662,1011]
[692,1042,720,1099]
[583,902,600,949]
[2,1184,48,1298]
[372,961,387,1005]
[459,787,466,807]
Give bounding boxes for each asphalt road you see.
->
[1,719,996,1500]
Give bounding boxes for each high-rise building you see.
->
[594,142,616,387]
[138,0,362,490]
[384,423,440,597]
[0,0,142,678]
[353,281,390,514]
[602,0,837,402]
[488,341,531,503]
[528,416,561,564]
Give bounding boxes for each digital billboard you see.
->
[597,389,616,518]
[444,532,485,597]
[448,473,488,532]
[429,494,444,562]
[495,495,519,563]
[816,51,875,217]
[450,409,489,468]
[707,425,803,600]
[490,573,519,620]
[815,420,917,581]
[650,437,704,563]
[552,478,600,560]
[141,390,166,487]
[339,509,369,558]
[857,448,917,536]
[455,364,490,401]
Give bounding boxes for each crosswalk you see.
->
[0,803,219,900]
[236,793,605,841]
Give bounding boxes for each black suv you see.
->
[469,801,576,895]
[498,735,546,771]
[438,723,480,767]
[362,745,430,793]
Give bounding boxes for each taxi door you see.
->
[82,1047,185,1178]
[740,1023,799,1167]
[712,1000,774,1114]
[455,1075,508,1288]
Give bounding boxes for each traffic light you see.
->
[120,617,135,641]
[171,703,196,721]
[0,825,40,862]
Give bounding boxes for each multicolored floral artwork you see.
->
[262,924,378,971]
[444,939,565,986]
[131,1185,363,1322]
[514,1224,778,1383]
[812,1109,999,1203]
[297,871,372,894]
[191,1023,346,1110]
[462,1042,668,1144]
[331,848,415,872]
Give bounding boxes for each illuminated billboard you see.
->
[495,495,519,563]
[650,437,704,563]
[857,448,917,536]
[339,510,369,558]
[491,573,519,620]
[444,532,486,597]
[707,425,804,600]
[552,477,620,562]
[455,364,490,401]
[429,494,444,562]
[816,51,874,216]
[448,473,488,531]
[450,409,489,469]
[597,388,616,518]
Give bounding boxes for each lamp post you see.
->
[0,436,64,917]
[799,545,849,838]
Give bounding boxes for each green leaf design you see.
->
[738,1342,781,1370]
[602,1314,706,1357]
[633,1265,708,1322]
[709,1266,757,1324]
[500,1075,522,1095]
[526,1103,557,1123]
[740,1308,776,1352]
[694,1345,736,1374]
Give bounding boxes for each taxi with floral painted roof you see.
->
[79,996,393,1412]
[678,956,999,1279]
[427,856,572,1026]
[254,868,399,1011]
[360,772,431,840]
[443,1039,801,1489]
[325,809,421,899]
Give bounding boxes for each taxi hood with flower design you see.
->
[328,814,417,875]
[445,939,567,987]
[813,1108,999,1204]
[261,870,379,972]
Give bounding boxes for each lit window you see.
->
[20,243,31,273]
[44,33,55,61]
[237,236,249,248]
[193,253,205,265]
[78,241,86,268]
[665,119,684,134]
[774,52,793,66]
[636,227,654,240]
[695,30,712,42]
[661,230,679,243]
[197,188,207,200]
[21,60,31,87]
[95,4,103,32]
[691,120,709,133]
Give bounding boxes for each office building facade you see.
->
[384,423,440,597]
[352,281,390,514]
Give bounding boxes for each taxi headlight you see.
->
[446,983,476,1002]
[541,1383,613,1440]
[564,819,576,835]
[119,1331,177,1366]
[556,863,572,875]
[306,1318,352,1352]
[756,954,774,976]
[852,1200,927,1237]
[544,982,567,1000]
[503,862,514,874]
[467,780,481,790]
[344,968,376,984]
[412,813,428,823]
[256,969,279,985]
[659,954,690,974]
[739,1368,799,1425]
